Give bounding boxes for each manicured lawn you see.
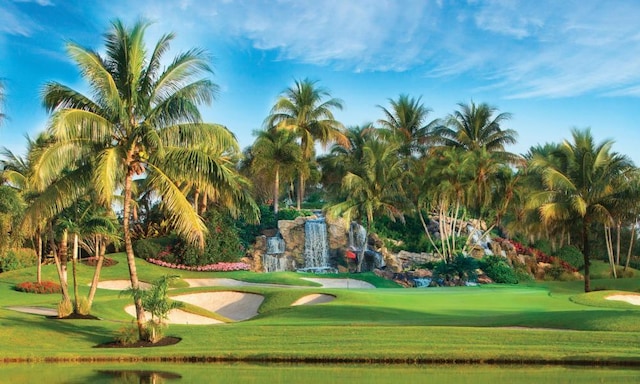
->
[1,253,639,364]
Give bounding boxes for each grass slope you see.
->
[0,253,639,364]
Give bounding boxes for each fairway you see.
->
[0,253,639,364]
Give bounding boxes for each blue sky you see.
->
[1,0,640,164]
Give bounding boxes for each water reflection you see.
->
[1,363,638,383]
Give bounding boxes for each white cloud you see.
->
[95,0,640,98]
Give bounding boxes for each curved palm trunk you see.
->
[582,221,591,292]
[123,172,147,340]
[87,237,104,310]
[49,225,70,303]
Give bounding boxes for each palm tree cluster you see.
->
[1,20,639,348]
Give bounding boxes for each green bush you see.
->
[556,245,584,270]
[132,239,162,260]
[115,323,139,345]
[532,239,553,256]
[479,255,518,284]
[177,208,244,266]
[0,248,36,272]
[433,254,478,283]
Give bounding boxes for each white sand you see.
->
[124,305,222,325]
[291,294,336,306]
[171,291,264,321]
[96,280,152,290]
[6,306,58,316]
[605,294,640,306]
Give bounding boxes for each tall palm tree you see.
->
[325,131,408,271]
[265,78,347,209]
[250,128,302,216]
[434,101,518,163]
[530,128,635,292]
[31,20,254,340]
[377,94,438,157]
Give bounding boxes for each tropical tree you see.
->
[377,94,438,158]
[325,130,408,271]
[434,100,518,162]
[265,78,347,209]
[529,128,636,292]
[30,20,254,340]
[250,128,302,216]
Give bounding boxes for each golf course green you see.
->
[1,253,639,366]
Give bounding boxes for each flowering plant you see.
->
[146,258,250,272]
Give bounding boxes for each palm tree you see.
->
[434,101,518,163]
[250,128,302,216]
[265,78,347,209]
[530,128,635,292]
[325,130,408,271]
[377,94,438,158]
[31,20,255,340]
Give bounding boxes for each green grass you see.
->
[1,253,639,364]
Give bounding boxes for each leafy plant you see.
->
[126,275,183,343]
[115,323,139,345]
[433,254,478,284]
[57,298,72,318]
[479,255,518,284]
[0,248,36,272]
[556,245,584,270]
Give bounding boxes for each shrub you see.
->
[544,262,566,281]
[433,254,478,283]
[176,209,244,266]
[57,298,72,318]
[115,323,139,345]
[132,238,162,260]
[556,245,584,270]
[0,248,36,272]
[77,296,91,315]
[82,257,118,267]
[14,281,61,294]
[479,255,518,284]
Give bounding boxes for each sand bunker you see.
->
[291,294,336,306]
[96,280,152,290]
[124,305,222,325]
[605,294,640,306]
[171,291,264,321]
[6,306,58,316]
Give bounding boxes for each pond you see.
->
[1,363,638,383]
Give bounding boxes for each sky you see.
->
[1,0,640,164]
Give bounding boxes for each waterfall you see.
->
[264,235,286,272]
[349,222,367,251]
[266,236,285,255]
[348,222,386,271]
[300,218,331,272]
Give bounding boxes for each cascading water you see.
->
[348,222,386,271]
[263,235,286,272]
[298,218,334,273]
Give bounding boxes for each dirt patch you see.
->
[291,294,336,306]
[96,336,181,348]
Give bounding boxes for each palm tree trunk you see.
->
[72,233,80,313]
[59,229,68,288]
[123,171,147,340]
[615,221,621,266]
[194,189,200,215]
[49,227,70,302]
[274,166,280,216]
[582,221,591,293]
[87,237,105,310]
[297,174,304,210]
[604,226,617,279]
[624,219,636,271]
[36,229,42,284]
